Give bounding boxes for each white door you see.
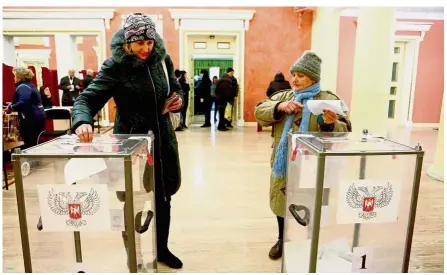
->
[387,42,407,127]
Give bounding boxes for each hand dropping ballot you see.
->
[307,100,347,116]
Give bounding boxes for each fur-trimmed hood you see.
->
[110,28,167,67]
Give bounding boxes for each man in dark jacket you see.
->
[71,13,184,269]
[83,69,94,90]
[58,69,82,106]
[178,70,190,129]
[214,73,233,131]
[266,72,291,97]
[226,67,238,128]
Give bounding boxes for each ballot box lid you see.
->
[289,131,422,156]
[15,134,152,158]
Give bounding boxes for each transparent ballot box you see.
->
[283,130,424,273]
[12,134,157,273]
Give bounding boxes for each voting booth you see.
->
[283,130,424,273]
[12,134,157,273]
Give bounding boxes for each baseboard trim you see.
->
[244,122,258,127]
[411,123,439,128]
[427,164,444,182]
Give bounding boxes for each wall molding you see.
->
[169,9,255,30]
[411,123,440,128]
[244,122,258,127]
[341,8,443,20]
[396,21,433,40]
[15,49,52,61]
[3,8,115,29]
[191,54,234,60]
[427,164,444,182]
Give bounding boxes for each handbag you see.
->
[161,61,181,130]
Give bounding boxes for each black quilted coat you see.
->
[72,28,184,198]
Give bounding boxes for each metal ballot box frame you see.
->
[12,134,157,273]
[282,130,424,273]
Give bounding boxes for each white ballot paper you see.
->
[64,158,107,185]
[307,100,347,116]
[283,238,352,273]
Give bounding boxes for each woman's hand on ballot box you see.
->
[75,124,93,142]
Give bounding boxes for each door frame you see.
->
[394,35,421,127]
[181,30,244,126]
[171,8,256,127]
[189,53,235,124]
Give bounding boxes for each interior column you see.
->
[349,8,396,136]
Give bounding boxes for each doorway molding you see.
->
[394,21,433,127]
[169,9,255,126]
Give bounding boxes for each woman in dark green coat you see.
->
[72,13,184,269]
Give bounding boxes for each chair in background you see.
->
[38,108,72,143]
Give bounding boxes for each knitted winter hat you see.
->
[123,13,157,43]
[290,51,322,82]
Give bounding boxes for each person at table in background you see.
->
[39,85,53,108]
[254,51,352,260]
[71,13,184,269]
[4,67,46,149]
[58,69,82,106]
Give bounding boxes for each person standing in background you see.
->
[214,73,233,131]
[197,69,212,128]
[177,70,190,130]
[5,67,46,149]
[226,67,238,128]
[210,76,218,123]
[83,69,94,90]
[266,72,291,98]
[59,69,82,106]
[39,85,53,108]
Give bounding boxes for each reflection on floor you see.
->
[2,126,444,273]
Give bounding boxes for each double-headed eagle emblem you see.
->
[346,182,393,220]
[47,188,101,228]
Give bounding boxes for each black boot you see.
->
[269,239,283,260]
[156,197,183,269]
[158,248,183,269]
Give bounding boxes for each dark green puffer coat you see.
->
[72,29,183,198]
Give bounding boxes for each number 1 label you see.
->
[352,246,374,273]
